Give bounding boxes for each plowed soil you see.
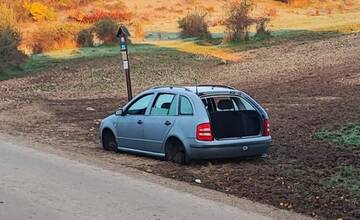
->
[1,34,359,219]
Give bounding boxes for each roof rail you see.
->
[150,85,192,92]
[197,84,236,90]
[150,86,170,89]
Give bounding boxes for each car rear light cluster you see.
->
[196,122,214,141]
[263,119,270,136]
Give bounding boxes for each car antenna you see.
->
[195,79,199,95]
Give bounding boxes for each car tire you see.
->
[165,138,191,165]
[173,151,191,165]
[102,131,118,152]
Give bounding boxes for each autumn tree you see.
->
[0,4,25,73]
[224,0,255,42]
[178,10,210,39]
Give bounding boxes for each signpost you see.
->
[116,25,132,101]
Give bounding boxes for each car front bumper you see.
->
[186,136,271,159]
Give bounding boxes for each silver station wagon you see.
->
[99,85,271,164]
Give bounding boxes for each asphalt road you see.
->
[0,139,276,220]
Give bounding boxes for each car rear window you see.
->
[202,96,255,113]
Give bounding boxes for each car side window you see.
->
[233,97,255,111]
[126,94,154,115]
[150,94,176,116]
[179,96,193,115]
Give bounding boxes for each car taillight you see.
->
[196,122,213,141]
[263,119,270,136]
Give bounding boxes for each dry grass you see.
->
[2,0,359,59]
[270,11,360,33]
[124,0,360,33]
[150,40,241,62]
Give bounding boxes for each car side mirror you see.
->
[115,108,124,116]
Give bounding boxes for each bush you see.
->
[178,10,210,39]
[255,17,271,38]
[26,23,83,53]
[23,1,56,21]
[0,27,25,73]
[76,28,94,47]
[93,19,118,45]
[224,0,255,42]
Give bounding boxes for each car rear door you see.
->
[142,93,177,153]
[115,93,154,150]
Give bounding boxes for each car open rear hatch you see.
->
[201,95,262,139]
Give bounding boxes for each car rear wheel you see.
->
[165,138,190,165]
[102,130,118,152]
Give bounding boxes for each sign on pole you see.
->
[116,25,132,101]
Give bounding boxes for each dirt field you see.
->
[0,34,359,219]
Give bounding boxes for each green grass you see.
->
[222,29,342,52]
[328,166,360,199]
[0,44,176,81]
[316,123,360,147]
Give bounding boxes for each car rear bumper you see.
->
[186,136,271,159]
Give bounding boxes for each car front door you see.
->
[142,93,177,153]
[115,93,154,150]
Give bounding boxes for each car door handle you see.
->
[164,121,171,126]
[137,120,143,125]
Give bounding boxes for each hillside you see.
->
[6,0,360,37]
[0,0,360,57]
[17,0,360,31]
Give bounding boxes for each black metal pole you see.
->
[125,68,132,102]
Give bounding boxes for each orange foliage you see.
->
[24,23,82,53]
[168,7,184,14]
[312,8,320,16]
[23,1,56,21]
[133,20,145,40]
[290,0,313,7]
[276,0,313,7]
[68,9,86,22]
[80,9,132,23]
[327,7,333,15]
[205,6,215,13]
[264,8,278,17]
[154,6,168,11]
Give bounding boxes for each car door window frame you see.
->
[124,93,155,116]
[149,93,178,116]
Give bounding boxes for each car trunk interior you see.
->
[202,96,262,139]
